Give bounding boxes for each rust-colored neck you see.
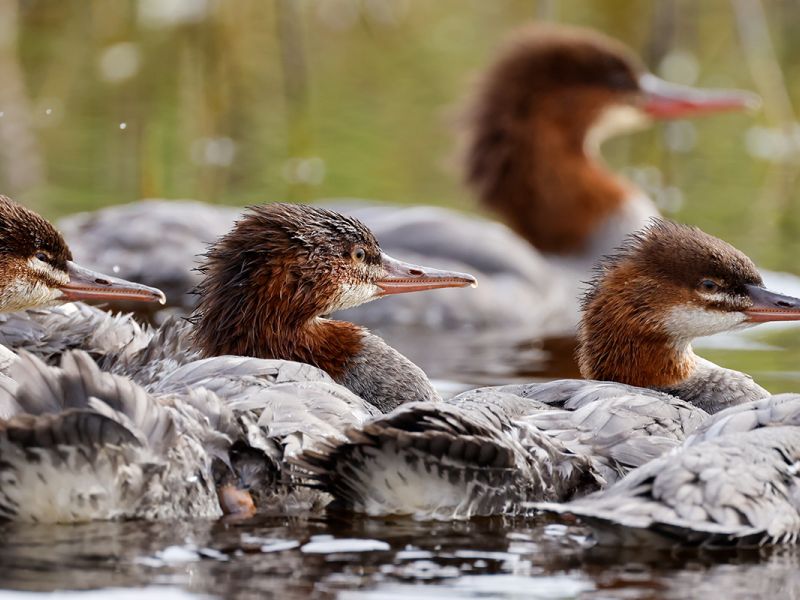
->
[197,309,364,381]
[466,96,631,255]
[192,258,366,380]
[577,270,696,389]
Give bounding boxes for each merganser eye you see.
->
[699,279,720,293]
[352,248,366,262]
[34,251,49,263]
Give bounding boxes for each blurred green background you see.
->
[1,0,799,273]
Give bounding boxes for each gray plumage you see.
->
[295,380,707,518]
[139,349,383,513]
[0,303,151,367]
[537,394,800,546]
[510,381,708,482]
[657,356,770,414]
[340,332,440,413]
[295,400,603,519]
[59,199,239,311]
[0,351,232,522]
[538,426,800,547]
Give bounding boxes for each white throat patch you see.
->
[584,104,651,157]
[663,305,749,342]
[327,282,381,314]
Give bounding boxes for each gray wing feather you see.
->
[539,426,800,546]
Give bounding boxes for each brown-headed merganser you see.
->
[296,220,800,519]
[0,195,165,376]
[0,195,164,313]
[0,203,477,521]
[189,202,476,413]
[329,23,758,332]
[55,24,758,335]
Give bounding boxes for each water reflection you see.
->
[371,320,800,395]
[4,512,800,599]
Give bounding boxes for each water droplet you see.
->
[45,108,52,115]
[119,122,127,130]
[112,265,121,273]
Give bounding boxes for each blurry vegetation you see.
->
[4,0,800,272]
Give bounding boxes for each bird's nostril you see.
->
[408,268,423,276]
[94,278,111,285]
[777,299,794,308]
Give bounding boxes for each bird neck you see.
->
[195,294,366,383]
[470,108,633,256]
[577,285,697,390]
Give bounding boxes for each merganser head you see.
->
[578,219,800,388]
[0,196,166,312]
[464,24,758,254]
[192,202,476,359]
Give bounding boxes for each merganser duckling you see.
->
[296,220,800,519]
[0,195,165,313]
[0,196,165,377]
[190,202,476,413]
[56,24,757,335]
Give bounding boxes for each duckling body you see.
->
[0,352,226,522]
[539,404,800,547]
[297,221,800,519]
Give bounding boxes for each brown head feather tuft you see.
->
[0,196,73,269]
[191,203,385,376]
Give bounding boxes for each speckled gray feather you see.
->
[340,332,440,413]
[0,303,151,367]
[297,379,713,518]
[538,426,800,547]
[0,351,238,522]
[296,400,603,519]
[657,356,770,414]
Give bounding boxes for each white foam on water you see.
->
[300,537,390,554]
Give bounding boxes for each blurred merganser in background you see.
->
[296,221,800,519]
[0,203,478,521]
[57,23,758,338]
[335,23,757,332]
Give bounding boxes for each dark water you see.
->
[3,324,800,599]
[4,512,800,599]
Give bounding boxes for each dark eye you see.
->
[35,252,49,263]
[352,248,366,262]
[698,279,720,293]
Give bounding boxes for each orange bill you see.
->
[60,261,166,304]
[375,252,477,296]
